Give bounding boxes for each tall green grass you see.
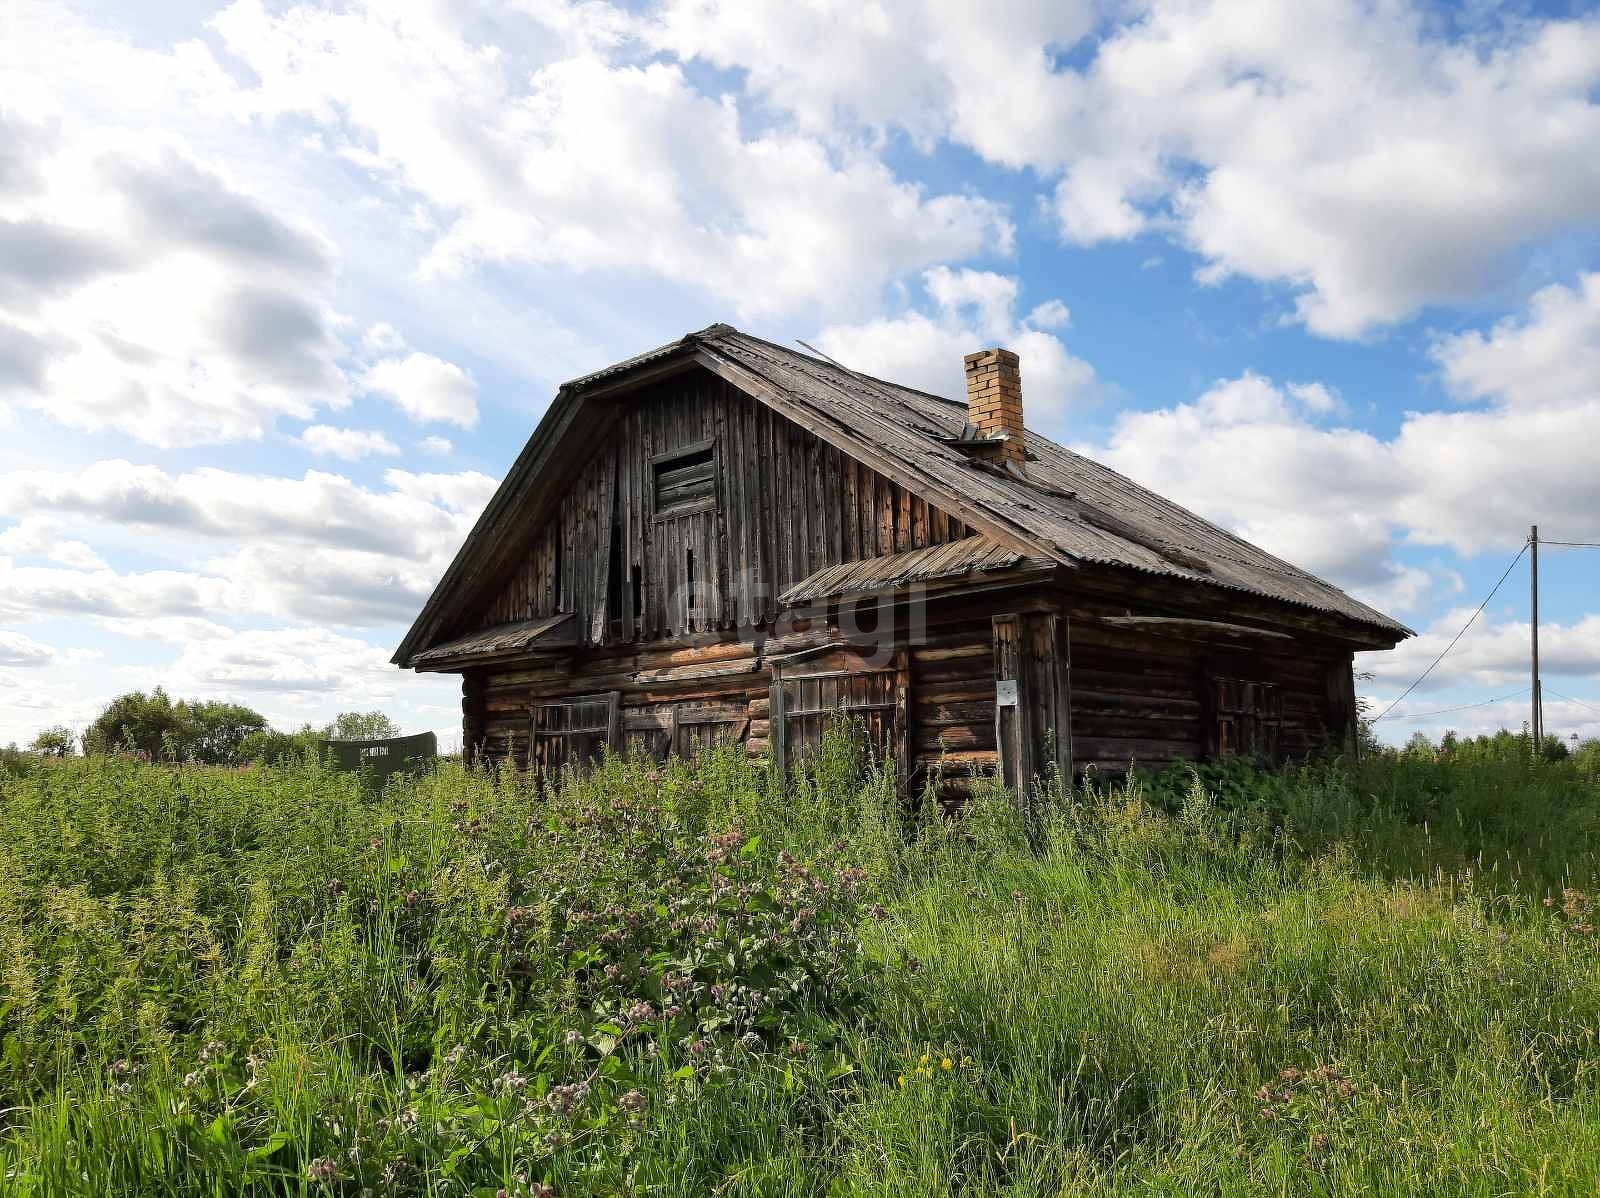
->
[1,742,1598,1195]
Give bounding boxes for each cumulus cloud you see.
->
[363,354,479,427]
[0,462,499,629]
[164,626,401,697]
[815,268,1100,423]
[0,115,352,445]
[299,425,402,460]
[0,630,55,668]
[211,2,1013,318]
[418,435,454,455]
[0,62,480,448]
[1088,270,1600,604]
[0,518,108,570]
[660,0,1600,338]
[1091,372,1410,598]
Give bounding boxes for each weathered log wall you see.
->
[463,601,1356,781]
[465,374,970,646]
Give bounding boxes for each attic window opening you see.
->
[652,441,717,517]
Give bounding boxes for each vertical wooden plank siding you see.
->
[464,373,970,644]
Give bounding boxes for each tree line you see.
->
[19,689,402,766]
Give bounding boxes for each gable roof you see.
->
[395,323,1408,666]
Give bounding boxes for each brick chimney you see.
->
[963,347,1025,468]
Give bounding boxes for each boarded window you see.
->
[772,668,899,770]
[530,692,620,772]
[652,440,716,517]
[620,702,749,763]
[1210,676,1282,762]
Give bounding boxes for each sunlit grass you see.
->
[1,740,1598,1195]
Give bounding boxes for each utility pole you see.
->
[1531,524,1542,749]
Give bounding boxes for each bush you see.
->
[3,738,1600,1194]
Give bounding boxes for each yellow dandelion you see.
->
[897,1075,906,1088]
[941,1058,953,1071]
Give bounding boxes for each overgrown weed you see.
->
[1,729,1598,1194]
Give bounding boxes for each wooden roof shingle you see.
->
[394,324,1408,667]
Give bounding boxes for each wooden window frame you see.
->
[1205,673,1283,763]
[769,649,909,788]
[650,438,719,522]
[529,691,621,773]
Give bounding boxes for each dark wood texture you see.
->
[464,375,968,647]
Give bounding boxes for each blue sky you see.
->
[2,0,1599,749]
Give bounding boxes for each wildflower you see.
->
[941,1058,953,1071]
[1259,1107,1277,1121]
[690,1040,708,1055]
[563,1029,584,1047]
[306,1157,338,1182]
[498,1068,527,1092]
[183,1071,204,1087]
[619,1089,648,1113]
[530,1183,557,1198]
[897,1075,906,1088]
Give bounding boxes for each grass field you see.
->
[2,736,1599,1196]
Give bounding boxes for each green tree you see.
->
[83,690,269,765]
[83,689,184,759]
[27,726,76,757]
[324,710,400,741]
[238,724,326,766]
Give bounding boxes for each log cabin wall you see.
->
[463,372,972,646]
[1064,605,1356,774]
[462,592,1357,780]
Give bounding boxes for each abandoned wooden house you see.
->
[393,324,1409,795]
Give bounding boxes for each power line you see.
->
[1371,540,1530,723]
[1544,688,1600,721]
[1542,540,1600,550]
[1382,688,1531,724]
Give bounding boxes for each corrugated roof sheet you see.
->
[780,536,1045,606]
[692,329,1409,637]
[412,612,576,665]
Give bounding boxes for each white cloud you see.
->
[0,461,500,629]
[661,0,1600,338]
[0,630,55,668]
[0,40,484,448]
[1433,273,1600,411]
[418,435,454,455]
[299,424,402,460]
[816,267,1100,421]
[164,626,401,697]
[0,518,108,570]
[0,118,351,446]
[1088,269,1600,603]
[363,353,479,427]
[211,2,1014,318]
[1091,372,1410,599]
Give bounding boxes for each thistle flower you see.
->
[306,1157,337,1182]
